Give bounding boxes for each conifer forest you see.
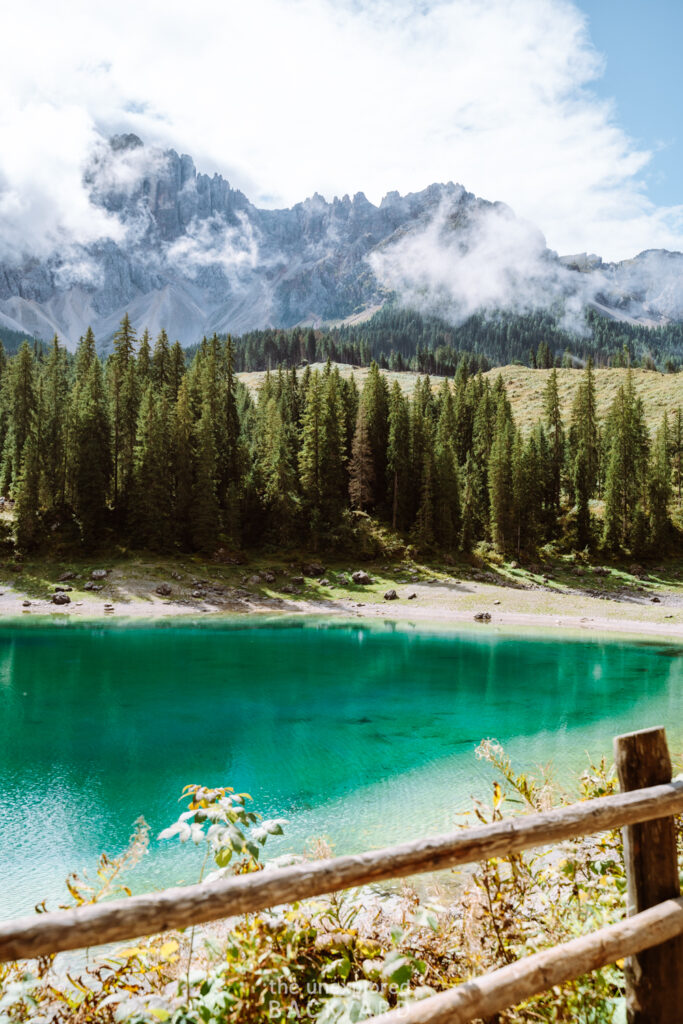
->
[2,314,681,560]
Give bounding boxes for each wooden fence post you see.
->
[614,726,683,1023]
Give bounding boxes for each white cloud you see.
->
[0,0,682,262]
[166,212,260,278]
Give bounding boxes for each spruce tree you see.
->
[386,382,410,530]
[488,405,514,552]
[137,329,152,385]
[348,402,374,511]
[40,336,68,508]
[543,368,564,515]
[298,371,325,539]
[152,329,171,389]
[0,341,35,496]
[108,314,139,512]
[131,385,173,550]
[14,432,42,551]
[648,413,671,552]
[73,357,111,547]
[173,378,194,548]
[191,400,220,552]
[257,397,299,539]
[433,382,460,550]
[361,361,390,509]
[169,341,186,401]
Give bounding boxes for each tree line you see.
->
[3,316,682,559]
[224,307,683,375]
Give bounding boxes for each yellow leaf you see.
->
[493,782,503,809]
[159,940,179,960]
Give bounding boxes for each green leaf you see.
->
[215,847,232,868]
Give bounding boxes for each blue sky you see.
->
[577,0,683,208]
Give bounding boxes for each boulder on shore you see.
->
[156,583,172,597]
[384,589,398,601]
[52,592,71,605]
[474,611,492,622]
[352,571,372,585]
[91,569,108,580]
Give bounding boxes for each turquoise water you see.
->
[0,618,682,921]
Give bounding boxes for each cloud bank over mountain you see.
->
[1,136,683,350]
[2,0,683,266]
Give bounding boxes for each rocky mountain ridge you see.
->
[0,134,682,349]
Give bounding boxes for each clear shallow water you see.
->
[0,618,681,920]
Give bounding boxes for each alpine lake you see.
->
[1,617,682,920]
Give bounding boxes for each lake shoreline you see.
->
[0,556,681,642]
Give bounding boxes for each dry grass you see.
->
[237,363,682,436]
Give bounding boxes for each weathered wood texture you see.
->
[615,727,683,1023]
[2,777,683,961]
[369,897,683,1024]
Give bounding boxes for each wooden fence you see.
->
[2,726,683,1023]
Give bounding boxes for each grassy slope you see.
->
[238,364,683,436]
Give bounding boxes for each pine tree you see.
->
[348,402,374,511]
[173,378,194,548]
[0,341,35,496]
[152,329,171,389]
[14,432,42,551]
[570,358,599,495]
[137,329,152,385]
[40,336,69,507]
[543,368,564,515]
[169,341,186,401]
[192,400,220,552]
[648,413,671,552]
[75,327,98,385]
[414,421,436,548]
[433,382,460,550]
[131,385,173,549]
[386,382,410,530]
[602,371,649,550]
[108,314,139,512]
[672,407,682,505]
[73,357,111,547]
[256,396,299,539]
[488,405,514,552]
[361,361,390,509]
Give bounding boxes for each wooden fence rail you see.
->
[2,726,683,1023]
